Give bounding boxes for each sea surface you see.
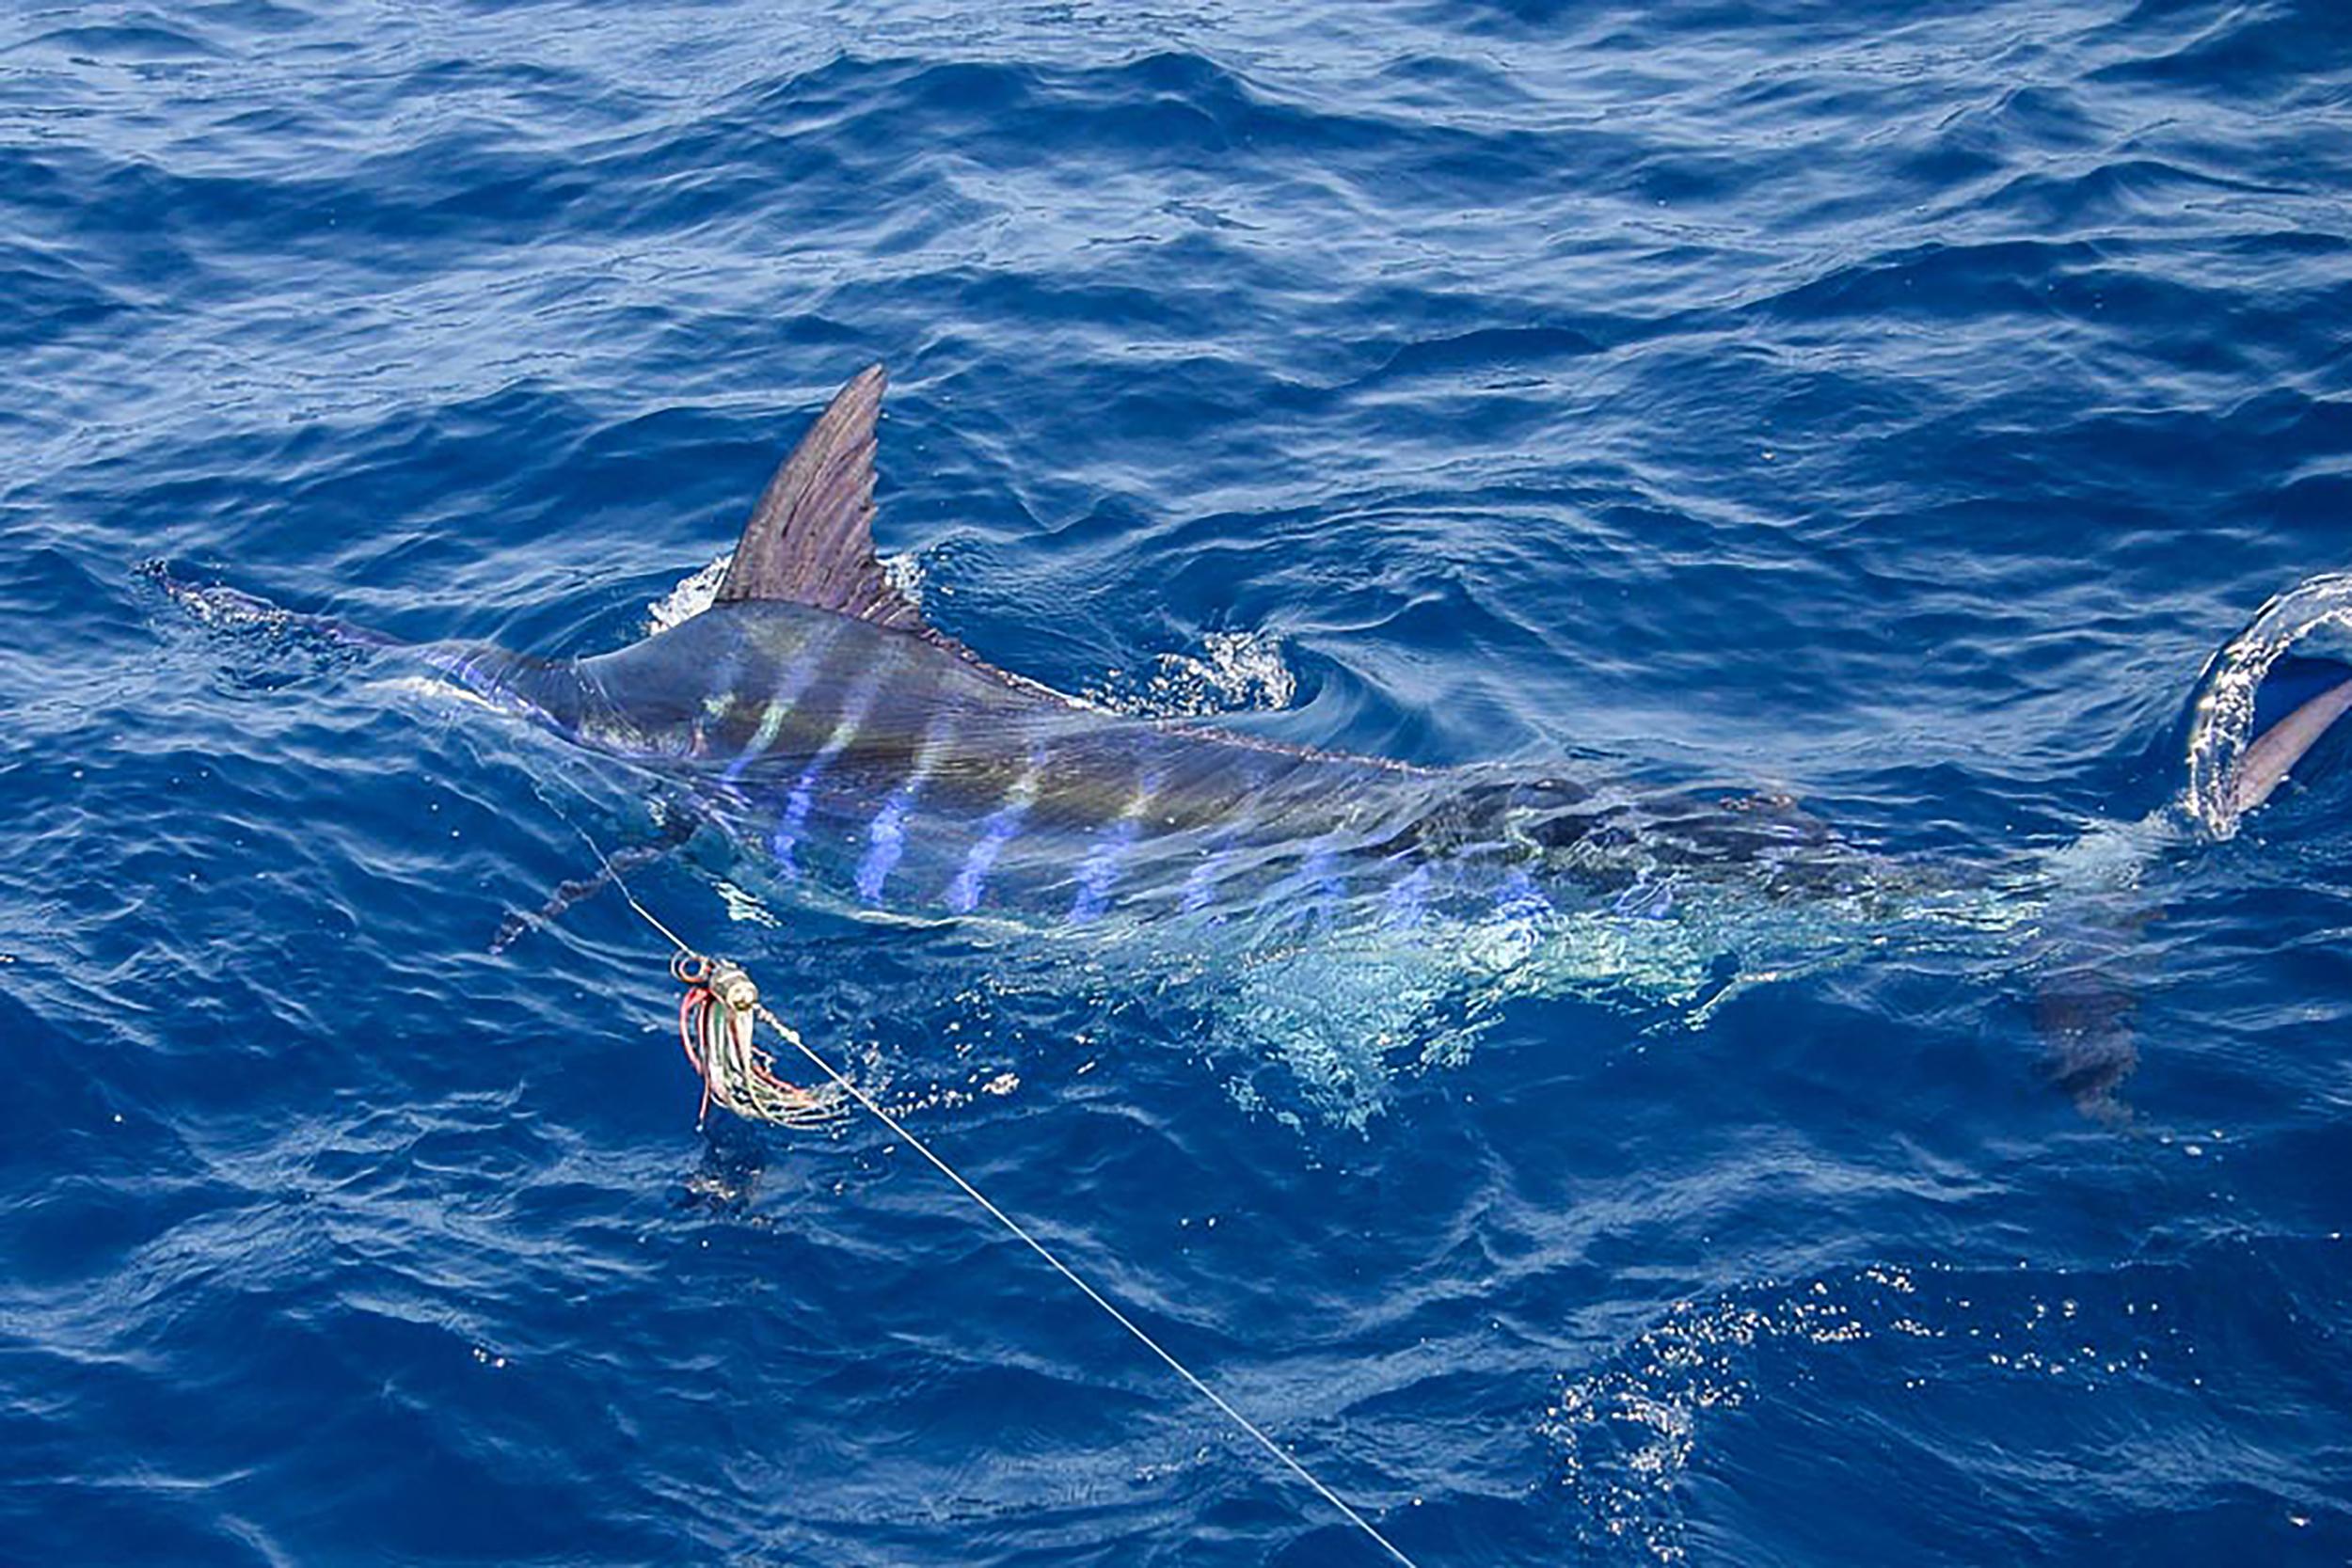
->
[5,2,2351,1563]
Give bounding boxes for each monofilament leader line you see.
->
[552,814,1427,1568]
[744,991,1425,1568]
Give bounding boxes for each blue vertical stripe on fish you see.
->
[1265,834,1345,930]
[723,626,835,783]
[1179,843,1232,916]
[1068,768,1159,923]
[855,719,956,904]
[1070,817,1142,923]
[946,752,1043,913]
[1382,860,1433,929]
[771,669,882,878]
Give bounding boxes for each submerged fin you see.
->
[2033,936,2139,1120]
[716,365,930,635]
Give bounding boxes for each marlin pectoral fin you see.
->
[490,812,700,955]
[2233,660,2352,818]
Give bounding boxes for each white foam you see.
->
[1542,1266,2182,1562]
[1089,627,1299,718]
[645,553,731,634]
[644,549,931,637]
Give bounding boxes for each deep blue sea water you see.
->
[6,2,2352,1562]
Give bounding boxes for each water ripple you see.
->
[5,0,2351,1561]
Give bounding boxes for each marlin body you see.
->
[427,367,1908,946]
[159,367,2352,1114]
[468,594,1878,932]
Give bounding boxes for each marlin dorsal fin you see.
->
[716,364,927,634]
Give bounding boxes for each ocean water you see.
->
[5,1,2351,1563]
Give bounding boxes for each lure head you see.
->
[707,961,759,1014]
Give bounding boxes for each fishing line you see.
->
[745,991,1424,1568]
[529,789,1427,1567]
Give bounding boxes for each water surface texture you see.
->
[6,3,2352,1563]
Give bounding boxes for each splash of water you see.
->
[1089,628,1299,718]
[2183,571,2352,841]
[645,553,732,634]
[644,551,930,637]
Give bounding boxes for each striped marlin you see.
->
[411,368,1921,939]
[156,368,2352,1109]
